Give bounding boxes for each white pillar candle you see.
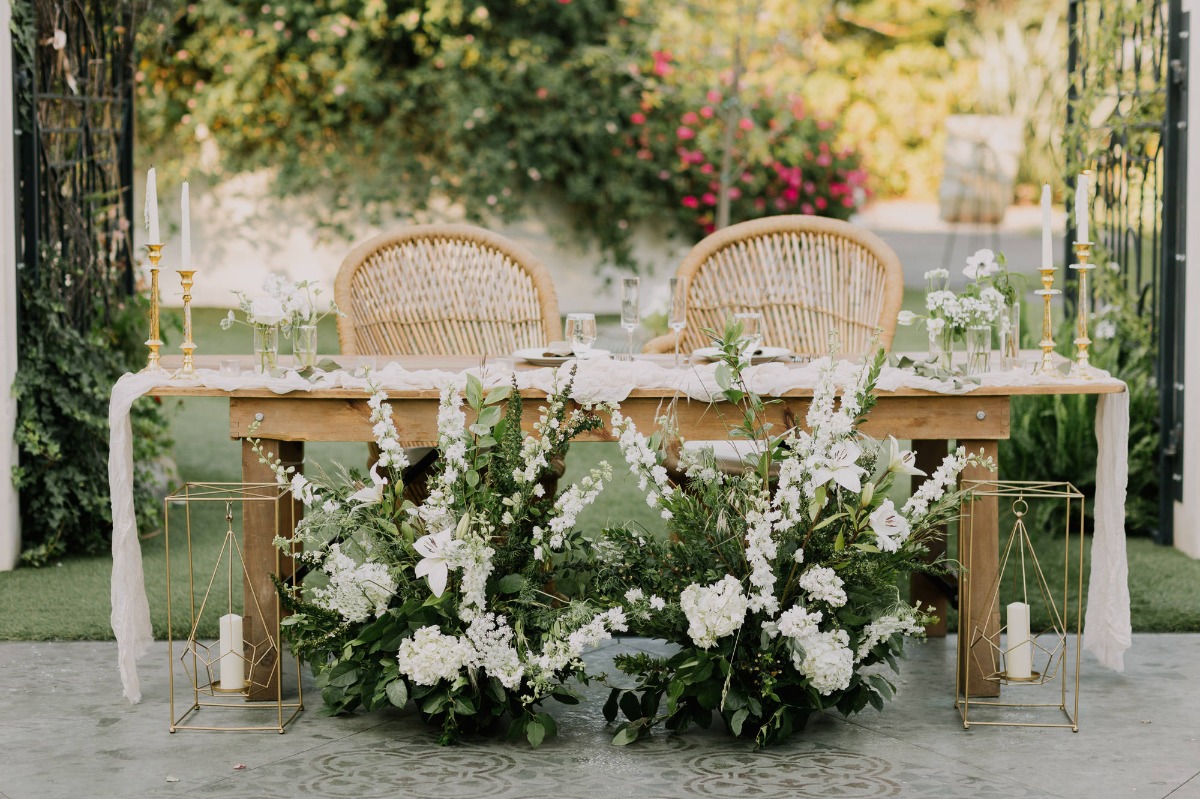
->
[181,181,191,270]
[144,167,160,245]
[1041,184,1053,269]
[218,613,244,690]
[1075,172,1089,243]
[1005,601,1033,679]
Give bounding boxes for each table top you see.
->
[144,353,1127,400]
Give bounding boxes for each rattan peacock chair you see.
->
[335,223,565,501]
[644,215,905,480]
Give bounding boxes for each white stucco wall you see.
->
[0,0,22,570]
[1174,0,1200,557]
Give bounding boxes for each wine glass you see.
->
[733,311,763,361]
[564,312,597,359]
[620,278,640,361]
[669,277,688,368]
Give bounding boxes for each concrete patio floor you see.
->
[2,634,1197,799]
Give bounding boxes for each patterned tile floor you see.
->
[1,635,1197,799]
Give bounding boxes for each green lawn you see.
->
[1,302,1198,640]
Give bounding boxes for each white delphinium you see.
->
[396,626,475,686]
[793,628,854,695]
[611,411,675,510]
[855,606,926,662]
[797,565,847,607]
[743,501,780,615]
[410,384,468,531]
[528,608,628,698]
[290,472,322,507]
[312,543,397,624]
[366,387,409,471]
[454,525,496,621]
[902,446,981,520]
[679,575,750,649]
[536,463,612,561]
[868,499,912,552]
[678,445,724,485]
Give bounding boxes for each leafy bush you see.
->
[12,249,173,564]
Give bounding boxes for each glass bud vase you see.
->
[998,301,1021,371]
[253,323,279,374]
[928,324,954,371]
[292,323,318,370]
[965,325,992,376]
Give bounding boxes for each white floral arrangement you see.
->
[253,369,626,747]
[220,274,340,331]
[592,327,993,748]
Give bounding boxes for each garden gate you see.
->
[1067,0,1187,544]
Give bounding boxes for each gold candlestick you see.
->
[176,269,199,380]
[1069,241,1095,379]
[141,244,167,374]
[1033,261,1061,376]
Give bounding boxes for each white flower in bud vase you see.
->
[413,524,461,597]
[347,462,388,506]
[810,440,865,493]
[896,310,918,326]
[869,499,912,552]
[926,316,945,335]
[249,296,286,326]
[883,436,925,476]
[963,248,999,280]
[219,309,236,330]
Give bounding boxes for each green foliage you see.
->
[12,249,174,564]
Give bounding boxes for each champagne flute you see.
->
[564,312,597,359]
[733,311,763,361]
[620,277,640,361]
[669,277,688,368]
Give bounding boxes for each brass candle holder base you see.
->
[1033,262,1061,377]
[141,244,168,375]
[1069,241,1095,380]
[175,269,199,380]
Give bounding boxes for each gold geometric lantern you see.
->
[956,481,1084,731]
[164,482,304,733]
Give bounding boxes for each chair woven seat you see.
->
[643,215,904,357]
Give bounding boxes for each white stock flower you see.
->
[868,499,912,552]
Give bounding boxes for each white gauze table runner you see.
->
[110,358,1131,702]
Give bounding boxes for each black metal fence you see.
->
[1067,0,1185,544]
[13,0,137,324]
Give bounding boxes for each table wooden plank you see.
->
[959,439,1002,699]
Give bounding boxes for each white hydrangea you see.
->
[311,544,397,624]
[794,628,854,695]
[776,604,823,640]
[396,626,474,686]
[797,566,847,608]
[680,575,749,649]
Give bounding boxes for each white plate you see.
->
[691,346,791,364]
[513,347,611,367]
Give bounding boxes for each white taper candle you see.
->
[1041,184,1053,269]
[1006,601,1033,679]
[218,613,244,690]
[1075,172,1089,243]
[145,167,160,245]
[181,182,191,271]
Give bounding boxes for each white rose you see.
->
[249,296,286,326]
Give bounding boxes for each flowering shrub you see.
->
[256,370,625,746]
[591,325,992,747]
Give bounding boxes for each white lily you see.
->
[882,436,926,476]
[413,524,460,597]
[869,499,912,552]
[810,440,865,493]
[347,463,387,506]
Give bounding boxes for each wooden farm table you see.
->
[147,354,1126,700]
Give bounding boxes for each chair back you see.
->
[647,216,904,356]
[335,224,561,356]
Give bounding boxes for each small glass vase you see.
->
[965,325,992,376]
[928,325,954,371]
[253,323,279,374]
[291,323,318,370]
[998,301,1021,371]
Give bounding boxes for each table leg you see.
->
[910,440,949,637]
[241,438,304,701]
[959,439,1000,698]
